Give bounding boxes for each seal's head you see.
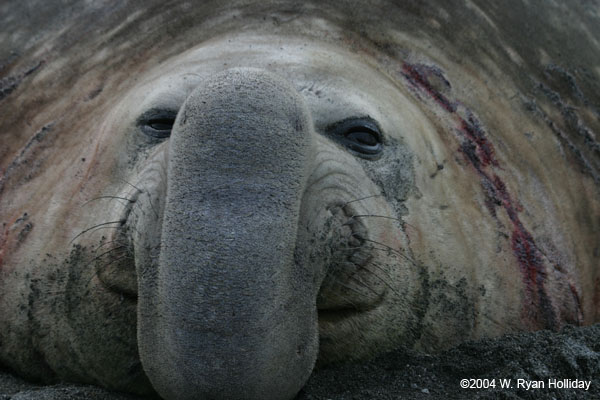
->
[83,37,425,399]
[0,2,598,399]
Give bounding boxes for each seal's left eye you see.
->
[140,112,176,139]
[327,117,383,160]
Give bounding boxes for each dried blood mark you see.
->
[402,62,570,329]
[402,64,456,113]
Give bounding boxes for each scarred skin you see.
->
[0,1,599,399]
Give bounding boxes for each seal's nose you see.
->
[137,68,318,400]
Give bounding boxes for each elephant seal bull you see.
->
[0,1,599,399]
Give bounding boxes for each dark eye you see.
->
[139,111,177,139]
[148,119,175,131]
[328,117,383,159]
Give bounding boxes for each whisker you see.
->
[70,220,125,244]
[90,238,130,252]
[345,214,417,230]
[336,245,373,251]
[118,178,143,192]
[119,178,160,219]
[360,259,396,282]
[341,194,384,206]
[81,195,135,207]
[84,245,128,271]
[351,233,418,267]
[93,245,127,261]
[336,245,412,282]
[345,214,402,223]
[319,280,363,309]
[84,253,133,289]
[346,273,381,297]
[359,263,404,299]
[334,245,394,277]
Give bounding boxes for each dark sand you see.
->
[2,324,598,400]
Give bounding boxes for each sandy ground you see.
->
[1,324,598,400]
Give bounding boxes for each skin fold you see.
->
[0,1,598,399]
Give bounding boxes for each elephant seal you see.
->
[0,1,598,399]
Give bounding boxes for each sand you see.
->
[1,324,598,399]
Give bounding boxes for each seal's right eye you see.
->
[139,110,177,139]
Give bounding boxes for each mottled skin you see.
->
[0,1,599,399]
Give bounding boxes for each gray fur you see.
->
[1,2,599,400]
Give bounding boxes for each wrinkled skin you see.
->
[0,1,599,400]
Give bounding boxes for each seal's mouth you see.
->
[97,191,389,318]
[317,298,384,323]
[94,189,142,299]
[316,202,386,320]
